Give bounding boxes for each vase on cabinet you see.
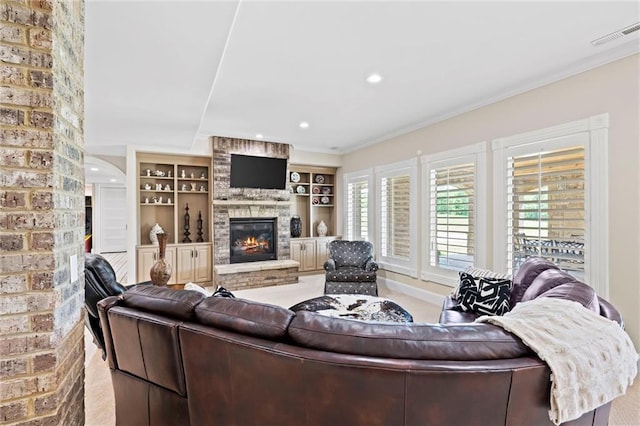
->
[290,215,302,238]
[150,233,171,286]
[317,220,327,237]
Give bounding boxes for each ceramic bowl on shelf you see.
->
[290,172,300,183]
[315,174,325,184]
[322,186,331,194]
[296,185,306,194]
[321,196,330,204]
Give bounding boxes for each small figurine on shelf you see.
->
[197,210,204,242]
[164,184,170,191]
[191,182,196,191]
[190,172,195,179]
[181,169,186,178]
[200,171,206,179]
[183,203,191,243]
[167,170,172,178]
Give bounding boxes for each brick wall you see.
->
[211,136,292,264]
[1,0,85,424]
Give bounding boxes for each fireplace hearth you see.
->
[230,218,277,263]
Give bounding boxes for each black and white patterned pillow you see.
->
[457,272,512,316]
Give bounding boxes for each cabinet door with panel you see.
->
[137,245,176,285]
[291,239,316,272]
[176,243,212,283]
[193,244,212,282]
[176,246,196,283]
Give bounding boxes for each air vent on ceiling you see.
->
[591,22,640,47]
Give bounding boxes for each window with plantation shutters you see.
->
[508,145,585,277]
[376,158,418,277]
[380,174,410,258]
[493,114,609,297]
[344,170,372,241]
[421,143,487,286]
[430,162,475,270]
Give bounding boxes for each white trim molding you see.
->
[492,113,609,297]
[378,276,446,308]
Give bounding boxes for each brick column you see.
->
[1,0,85,424]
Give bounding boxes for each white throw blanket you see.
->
[477,298,638,425]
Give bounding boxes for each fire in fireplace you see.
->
[229,218,277,263]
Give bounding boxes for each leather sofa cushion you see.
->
[538,281,600,313]
[195,297,295,339]
[288,311,531,360]
[520,268,577,302]
[510,257,559,307]
[124,285,206,321]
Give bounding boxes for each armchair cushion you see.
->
[326,267,377,282]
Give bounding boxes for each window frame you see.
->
[493,114,609,297]
[421,142,487,287]
[343,168,374,242]
[375,158,418,277]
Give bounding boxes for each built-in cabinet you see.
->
[290,236,339,272]
[288,165,340,272]
[136,153,212,285]
[289,165,337,238]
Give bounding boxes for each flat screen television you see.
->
[229,154,288,190]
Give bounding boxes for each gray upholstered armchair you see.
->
[323,240,379,296]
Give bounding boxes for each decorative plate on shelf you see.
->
[290,172,300,183]
[321,196,330,204]
[322,186,331,195]
[296,185,306,194]
[312,197,319,205]
[312,186,321,194]
[315,174,325,184]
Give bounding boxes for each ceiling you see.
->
[83,1,639,159]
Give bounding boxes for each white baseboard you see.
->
[378,276,446,306]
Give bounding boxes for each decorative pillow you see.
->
[451,266,511,298]
[457,272,512,316]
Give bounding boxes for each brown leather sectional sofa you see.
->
[97,257,622,426]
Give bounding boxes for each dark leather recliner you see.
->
[323,240,379,296]
[84,253,144,359]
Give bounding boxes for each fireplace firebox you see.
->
[229,218,277,263]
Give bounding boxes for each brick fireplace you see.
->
[211,137,299,290]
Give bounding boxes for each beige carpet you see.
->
[84,274,639,425]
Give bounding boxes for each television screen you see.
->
[229,154,287,190]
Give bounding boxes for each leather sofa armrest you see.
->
[324,259,336,271]
[364,258,378,272]
[97,295,124,369]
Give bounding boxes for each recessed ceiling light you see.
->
[299,121,309,129]
[256,133,263,139]
[366,73,383,84]
[90,167,99,171]
[109,178,117,183]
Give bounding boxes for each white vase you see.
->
[317,220,327,237]
[149,223,164,244]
